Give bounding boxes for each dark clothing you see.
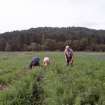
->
[66,48,73,58]
[66,55,72,65]
[29,57,40,69]
[32,57,40,62]
[65,48,73,65]
[32,60,40,66]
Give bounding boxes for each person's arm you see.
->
[64,49,67,61]
[71,50,74,64]
[29,61,33,69]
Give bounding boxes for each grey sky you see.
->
[0,0,105,33]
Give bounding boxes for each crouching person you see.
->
[43,57,50,67]
[29,56,40,69]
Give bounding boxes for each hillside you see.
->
[0,27,105,51]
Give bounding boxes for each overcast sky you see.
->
[0,0,105,33]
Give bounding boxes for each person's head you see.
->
[65,45,70,49]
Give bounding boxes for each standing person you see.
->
[29,56,40,69]
[64,45,74,66]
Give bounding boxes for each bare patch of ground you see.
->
[0,84,7,91]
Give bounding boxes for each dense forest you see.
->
[0,27,105,51]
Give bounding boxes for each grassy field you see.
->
[0,52,105,105]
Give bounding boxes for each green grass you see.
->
[0,52,105,105]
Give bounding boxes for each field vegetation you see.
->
[0,52,105,105]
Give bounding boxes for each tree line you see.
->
[0,27,105,51]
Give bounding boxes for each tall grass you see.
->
[0,52,105,105]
